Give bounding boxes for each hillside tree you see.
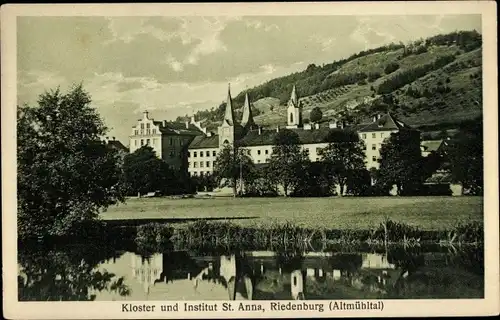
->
[309,107,323,123]
[17,85,125,239]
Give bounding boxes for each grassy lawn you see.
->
[101,196,483,231]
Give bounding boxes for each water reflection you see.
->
[18,245,483,301]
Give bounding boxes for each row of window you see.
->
[189,161,213,168]
[134,138,157,147]
[134,129,157,136]
[361,133,385,139]
[189,150,217,158]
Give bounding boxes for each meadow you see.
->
[101,196,483,231]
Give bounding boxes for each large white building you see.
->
[186,84,415,177]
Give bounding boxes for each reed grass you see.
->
[133,218,483,253]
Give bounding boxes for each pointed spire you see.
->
[241,92,255,128]
[290,85,299,106]
[224,83,235,126]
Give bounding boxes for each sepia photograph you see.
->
[2,2,498,319]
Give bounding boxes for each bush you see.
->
[135,223,173,253]
[384,62,400,74]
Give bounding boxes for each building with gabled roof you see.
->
[185,85,415,178]
[129,110,204,170]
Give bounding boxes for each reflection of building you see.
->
[131,253,163,294]
[361,253,396,269]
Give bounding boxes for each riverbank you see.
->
[101,196,483,231]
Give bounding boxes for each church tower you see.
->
[286,85,303,129]
[218,84,237,148]
[241,92,256,130]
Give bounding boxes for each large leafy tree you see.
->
[319,130,366,196]
[447,119,483,195]
[377,129,424,195]
[17,85,125,239]
[309,107,323,123]
[213,144,254,196]
[268,129,310,196]
[122,146,178,196]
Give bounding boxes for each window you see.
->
[257,150,261,155]
[140,130,144,135]
[146,129,150,135]
[188,162,190,168]
[194,162,198,168]
[265,150,269,155]
[206,161,210,167]
[257,160,261,163]
[146,139,150,145]
[247,150,251,155]
[200,172,204,177]
[140,123,144,129]
[169,138,173,145]
[290,113,294,124]
[372,156,377,162]
[362,133,366,139]
[193,171,197,176]
[194,151,197,157]
[152,129,156,134]
[372,144,376,150]
[200,151,204,157]
[141,139,144,146]
[380,133,384,138]
[200,162,204,168]
[169,151,174,157]
[146,123,150,129]
[134,130,138,135]
[372,133,376,138]
[316,158,320,161]
[188,151,191,157]
[134,140,137,146]
[152,138,157,146]
[212,151,216,157]
[316,147,323,154]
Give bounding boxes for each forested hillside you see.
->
[177,30,482,135]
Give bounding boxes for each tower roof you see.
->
[223,84,235,126]
[241,92,255,128]
[289,85,300,108]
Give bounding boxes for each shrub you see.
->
[384,62,400,74]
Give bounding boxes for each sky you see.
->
[17,15,481,144]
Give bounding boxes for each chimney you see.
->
[258,126,262,135]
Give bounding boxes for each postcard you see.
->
[2,1,498,319]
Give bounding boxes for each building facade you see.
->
[186,84,416,177]
[129,111,204,170]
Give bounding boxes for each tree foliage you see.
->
[319,130,366,196]
[213,144,254,196]
[17,85,125,239]
[122,146,180,196]
[309,107,323,123]
[377,130,424,195]
[447,119,483,195]
[268,129,310,196]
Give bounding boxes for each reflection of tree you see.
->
[18,243,130,301]
[276,249,304,273]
